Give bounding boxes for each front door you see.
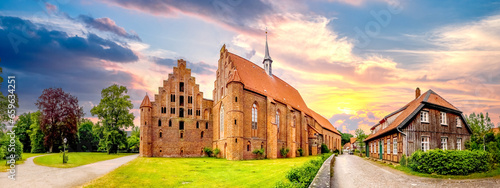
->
[379,140,383,159]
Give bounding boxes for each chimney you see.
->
[415,87,421,99]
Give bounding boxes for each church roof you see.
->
[364,90,468,142]
[226,52,340,136]
[140,94,152,108]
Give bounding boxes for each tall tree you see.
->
[91,84,134,154]
[36,88,83,152]
[13,112,34,152]
[341,133,354,146]
[27,111,46,153]
[467,112,494,151]
[355,128,368,153]
[0,64,19,136]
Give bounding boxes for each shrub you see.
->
[276,153,332,188]
[408,149,492,175]
[321,144,330,154]
[253,148,265,159]
[297,148,304,156]
[400,154,407,167]
[280,147,290,158]
[1,136,23,160]
[203,147,213,157]
[213,148,220,157]
[333,149,339,155]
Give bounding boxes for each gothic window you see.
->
[171,94,175,102]
[261,142,264,149]
[201,131,204,139]
[188,96,192,104]
[180,96,184,106]
[171,108,175,114]
[179,82,184,92]
[158,119,161,127]
[159,132,162,138]
[196,121,199,129]
[205,122,209,129]
[188,109,193,115]
[179,121,184,130]
[169,119,172,127]
[220,104,224,138]
[276,110,280,133]
[252,103,258,130]
[179,108,184,117]
[247,141,251,151]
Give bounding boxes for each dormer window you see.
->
[420,111,429,123]
[440,112,447,125]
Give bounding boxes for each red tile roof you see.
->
[140,94,152,108]
[226,52,340,136]
[350,137,357,144]
[364,90,465,142]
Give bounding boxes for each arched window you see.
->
[196,121,199,129]
[261,142,264,149]
[169,119,172,127]
[201,131,204,139]
[205,122,209,129]
[276,110,280,132]
[159,132,162,138]
[220,104,224,138]
[247,141,251,151]
[158,119,162,127]
[252,103,258,130]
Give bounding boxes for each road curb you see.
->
[309,154,335,188]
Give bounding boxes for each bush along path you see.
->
[276,153,333,188]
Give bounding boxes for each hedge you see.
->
[275,153,331,188]
[408,149,492,175]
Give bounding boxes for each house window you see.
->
[179,121,184,130]
[180,96,184,106]
[457,138,462,150]
[205,122,208,129]
[196,121,199,129]
[421,136,429,152]
[170,108,175,114]
[169,119,172,127]
[171,94,175,102]
[387,138,390,154]
[179,108,184,117]
[393,138,397,154]
[179,82,184,92]
[220,104,224,138]
[441,137,448,150]
[375,142,378,153]
[158,119,161,127]
[440,112,447,125]
[276,110,280,133]
[456,117,462,127]
[252,103,258,130]
[420,111,429,123]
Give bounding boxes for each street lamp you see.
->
[63,137,68,164]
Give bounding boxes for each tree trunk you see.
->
[49,145,53,153]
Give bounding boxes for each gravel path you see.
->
[0,154,138,188]
[331,153,500,188]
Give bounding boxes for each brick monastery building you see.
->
[140,36,342,160]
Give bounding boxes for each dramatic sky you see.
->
[1,0,499,134]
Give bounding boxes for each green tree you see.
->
[0,64,19,133]
[91,84,134,154]
[467,112,494,151]
[78,119,95,152]
[341,132,353,146]
[127,135,140,152]
[355,128,368,153]
[13,112,34,152]
[27,111,45,153]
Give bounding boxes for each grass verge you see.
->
[365,157,500,179]
[84,156,318,188]
[0,153,46,172]
[34,152,134,168]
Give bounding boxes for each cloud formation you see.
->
[78,15,141,41]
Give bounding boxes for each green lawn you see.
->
[34,152,135,168]
[84,156,319,188]
[0,153,46,172]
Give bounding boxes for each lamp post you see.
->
[63,138,67,164]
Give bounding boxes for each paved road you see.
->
[332,154,500,188]
[0,154,138,188]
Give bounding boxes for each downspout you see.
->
[396,126,408,157]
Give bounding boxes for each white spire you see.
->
[263,27,273,76]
